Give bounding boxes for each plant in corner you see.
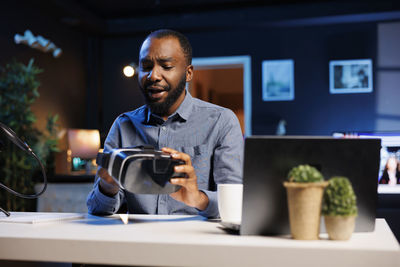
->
[283,164,329,240]
[322,176,357,240]
[0,58,59,212]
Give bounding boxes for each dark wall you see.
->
[0,1,88,131]
[101,36,145,134]
[251,23,377,135]
[100,21,377,136]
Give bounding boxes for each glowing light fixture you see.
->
[66,129,101,174]
[67,129,100,159]
[123,62,137,78]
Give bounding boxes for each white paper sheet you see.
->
[0,212,85,224]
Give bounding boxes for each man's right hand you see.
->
[97,167,120,197]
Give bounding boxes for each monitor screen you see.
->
[333,132,400,194]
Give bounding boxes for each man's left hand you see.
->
[161,147,209,211]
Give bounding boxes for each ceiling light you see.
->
[123,63,137,77]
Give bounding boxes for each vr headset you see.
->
[96,146,186,194]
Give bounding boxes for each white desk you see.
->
[0,213,399,267]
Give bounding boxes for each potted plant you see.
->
[0,58,59,212]
[322,176,357,240]
[283,164,329,240]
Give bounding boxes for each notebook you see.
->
[0,212,85,224]
[239,136,381,236]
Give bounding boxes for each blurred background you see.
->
[1,0,400,137]
[0,0,400,239]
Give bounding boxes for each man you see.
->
[86,29,243,218]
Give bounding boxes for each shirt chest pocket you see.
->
[179,144,211,186]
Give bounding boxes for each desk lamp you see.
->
[67,129,100,174]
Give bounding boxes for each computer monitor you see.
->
[333,132,400,194]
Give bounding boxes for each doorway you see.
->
[190,56,252,136]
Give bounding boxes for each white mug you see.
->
[217,184,243,224]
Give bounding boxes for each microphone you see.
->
[0,139,4,152]
[0,122,48,217]
[0,122,33,154]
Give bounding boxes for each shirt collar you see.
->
[174,90,193,122]
[144,90,193,124]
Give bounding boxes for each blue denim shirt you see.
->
[86,92,243,218]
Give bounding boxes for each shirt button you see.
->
[161,126,166,131]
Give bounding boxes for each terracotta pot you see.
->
[324,215,356,240]
[283,181,329,240]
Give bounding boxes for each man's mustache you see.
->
[144,81,170,91]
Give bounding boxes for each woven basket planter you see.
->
[284,181,329,240]
[324,215,356,240]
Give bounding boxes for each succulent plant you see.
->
[287,164,324,183]
[322,176,358,216]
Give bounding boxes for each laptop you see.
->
[239,136,381,236]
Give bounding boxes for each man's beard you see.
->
[140,74,187,116]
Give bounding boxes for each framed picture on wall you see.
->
[262,59,294,101]
[329,59,373,94]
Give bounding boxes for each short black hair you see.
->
[146,29,192,65]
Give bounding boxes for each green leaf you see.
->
[287,164,324,183]
[322,176,358,216]
[0,58,56,212]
